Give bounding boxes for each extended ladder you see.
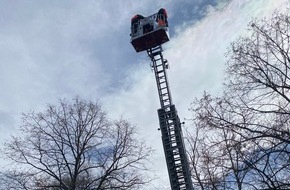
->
[147,46,193,190]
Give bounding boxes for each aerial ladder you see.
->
[130,9,193,190]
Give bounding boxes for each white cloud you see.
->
[103,0,289,188]
[0,0,289,189]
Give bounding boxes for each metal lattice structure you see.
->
[147,46,193,190]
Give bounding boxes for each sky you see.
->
[0,0,289,189]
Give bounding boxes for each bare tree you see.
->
[1,98,152,190]
[188,11,290,189]
[186,112,250,190]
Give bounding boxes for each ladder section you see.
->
[147,46,193,190]
[147,46,172,109]
[158,105,193,190]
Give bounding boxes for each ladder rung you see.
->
[150,46,162,51]
[151,52,160,57]
[159,81,166,84]
[157,70,164,74]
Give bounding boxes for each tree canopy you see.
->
[188,11,290,190]
[1,98,152,190]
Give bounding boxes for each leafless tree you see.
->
[188,11,290,189]
[1,98,153,190]
[186,113,250,190]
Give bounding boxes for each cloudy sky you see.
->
[0,0,289,189]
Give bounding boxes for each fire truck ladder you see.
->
[147,45,193,190]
